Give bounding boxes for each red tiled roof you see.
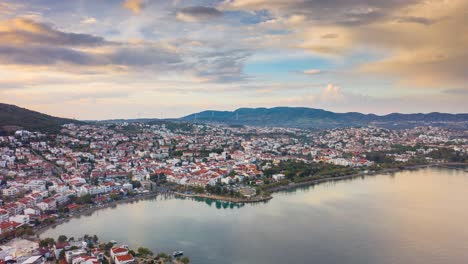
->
[116,254,133,262]
[111,247,128,254]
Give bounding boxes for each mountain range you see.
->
[1,104,467,134]
[181,107,468,129]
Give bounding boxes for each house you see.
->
[2,203,23,216]
[9,214,30,226]
[110,247,128,261]
[36,202,50,212]
[65,249,87,263]
[2,187,19,197]
[27,193,44,203]
[66,204,83,213]
[90,248,104,260]
[122,183,133,191]
[272,174,286,181]
[71,256,99,264]
[18,197,36,208]
[21,255,44,264]
[41,198,57,211]
[54,242,70,259]
[0,221,14,235]
[24,208,41,216]
[115,254,134,264]
[221,177,233,185]
[53,194,69,206]
[0,209,9,222]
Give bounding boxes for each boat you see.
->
[172,251,184,257]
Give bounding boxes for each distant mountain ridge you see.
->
[0,103,82,134]
[181,107,468,129]
[1,104,467,134]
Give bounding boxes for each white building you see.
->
[272,174,286,181]
[0,209,9,222]
[2,187,19,197]
[9,214,29,225]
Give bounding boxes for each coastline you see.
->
[36,192,158,236]
[35,162,466,236]
[264,163,435,193]
[172,163,466,203]
[172,192,273,203]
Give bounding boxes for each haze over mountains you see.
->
[181,107,468,129]
[1,103,467,134]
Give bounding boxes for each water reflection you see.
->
[173,196,247,209]
[41,168,468,264]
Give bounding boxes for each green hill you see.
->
[0,103,83,134]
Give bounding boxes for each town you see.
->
[0,121,466,263]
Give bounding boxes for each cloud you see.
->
[303,69,321,75]
[0,2,19,15]
[0,17,252,83]
[395,16,438,26]
[0,18,108,46]
[443,88,468,95]
[80,17,97,25]
[221,0,420,25]
[2,0,467,119]
[0,43,183,69]
[321,33,339,39]
[123,0,145,14]
[223,0,468,89]
[0,45,99,65]
[176,6,223,22]
[356,0,468,89]
[189,49,251,82]
[0,18,185,75]
[320,84,344,102]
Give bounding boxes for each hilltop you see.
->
[0,103,82,134]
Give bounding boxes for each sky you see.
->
[0,0,467,120]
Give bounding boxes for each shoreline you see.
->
[264,164,435,193]
[173,192,272,203]
[173,163,466,203]
[36,192,158,235]
[35,162,466,236]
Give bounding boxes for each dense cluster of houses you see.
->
[0,236,138,264]
[0,122,466,248]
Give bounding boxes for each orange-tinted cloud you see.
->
[123,0,144,14]
[222,0,468,89]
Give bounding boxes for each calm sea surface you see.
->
[42,167,468,264]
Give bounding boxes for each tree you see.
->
[130,180,142,189]
[137,247,153,257]
[110,193,120,200]
[180,257,190,264]
[15,226,34,237]
[39,237,55,248]
[103,242,114,253]
[59,250,66,260]
[156,253,169,259]
[193,186,204,194]
[58,235,68,243]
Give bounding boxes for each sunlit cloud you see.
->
[123,0,145,14]
[80,17,97,24]
[303,69,321,75]
[0,0,466,119]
